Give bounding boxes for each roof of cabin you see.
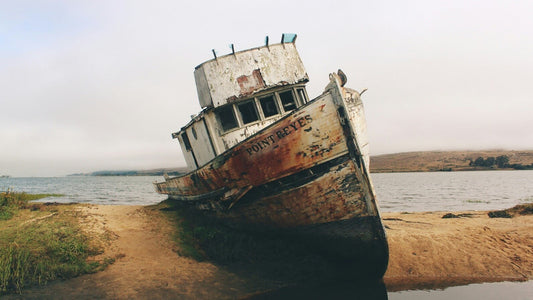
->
[193,41,308,109]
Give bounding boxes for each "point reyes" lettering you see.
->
[245,115,313,156]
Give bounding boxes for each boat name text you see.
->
[245,115,313,156]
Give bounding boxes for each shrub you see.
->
[0,192,101,294]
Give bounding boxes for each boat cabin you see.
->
[173,35,310,170]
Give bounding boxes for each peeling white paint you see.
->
[194,43,308,109]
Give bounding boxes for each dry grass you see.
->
[488,203,533,218]
[371,150,533,173]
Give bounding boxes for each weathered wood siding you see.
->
[343,87,370,170]
[187,120,216,167]
[176,133,196,170]
[194,43,308,109]
[223,158,369,227]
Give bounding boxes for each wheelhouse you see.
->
[172,38,310,170]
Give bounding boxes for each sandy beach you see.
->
[383,209,533,290]
[4,204,532,299]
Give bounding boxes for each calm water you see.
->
[250,280,533,300]
[373,170,533,212]
[0,176,167,205]
[2,170,533,212]
[388,280,533,300]
[2,171,533,298]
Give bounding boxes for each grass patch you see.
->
[488,203,533,218]
[442,213,474,219]
[488,210,512,218]
[0,191,104,295]
[0,190,63,221]
[505,203,533,216]
[465,199,489,204]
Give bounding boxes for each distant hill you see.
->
[370,150,533,173]
[72,150,533,176]
[69,167,189,177]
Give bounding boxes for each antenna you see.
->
[212,49,217,60]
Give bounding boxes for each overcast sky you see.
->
[1,0,532,176]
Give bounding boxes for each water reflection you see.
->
[244,280,388,300]
[387,280,533,300]
[244,280,533,300]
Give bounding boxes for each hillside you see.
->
[74,150,533,176]
[370,150,533,173]
[69,167,189,177]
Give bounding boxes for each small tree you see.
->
[484,157,496,167]
[473,157,485,167]
[495,155,510,168]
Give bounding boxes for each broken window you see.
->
[238,100,259,124]
[297,88,308,104]
[181,132,192,151]
[259,95,279,118]
[217,105,238,132]
[279,90,297,112]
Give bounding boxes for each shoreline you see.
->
[3,203,532,298]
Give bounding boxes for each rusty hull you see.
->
[155,74,388,277]
[155,92,347,201]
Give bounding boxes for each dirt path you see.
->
[7,205,257,299]
[6,205,533,298]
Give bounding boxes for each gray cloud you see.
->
[1,0,532,176]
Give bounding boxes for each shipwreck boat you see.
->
[154,34,388,277]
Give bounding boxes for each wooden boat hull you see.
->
[155,74,388,277]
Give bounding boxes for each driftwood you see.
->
[20,212,58,226]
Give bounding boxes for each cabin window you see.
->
[217,105,238,132]
[181,132,192,151]
[297,88,308,104]
[191,127,197,139]
[279,90,297,112]
[238,100,259,124]
[259,95,279,118]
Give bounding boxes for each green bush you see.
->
[0,190,61,221]
[0,190,26,220]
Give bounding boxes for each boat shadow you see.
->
[158,200,389,299]
[212,252,388,300]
